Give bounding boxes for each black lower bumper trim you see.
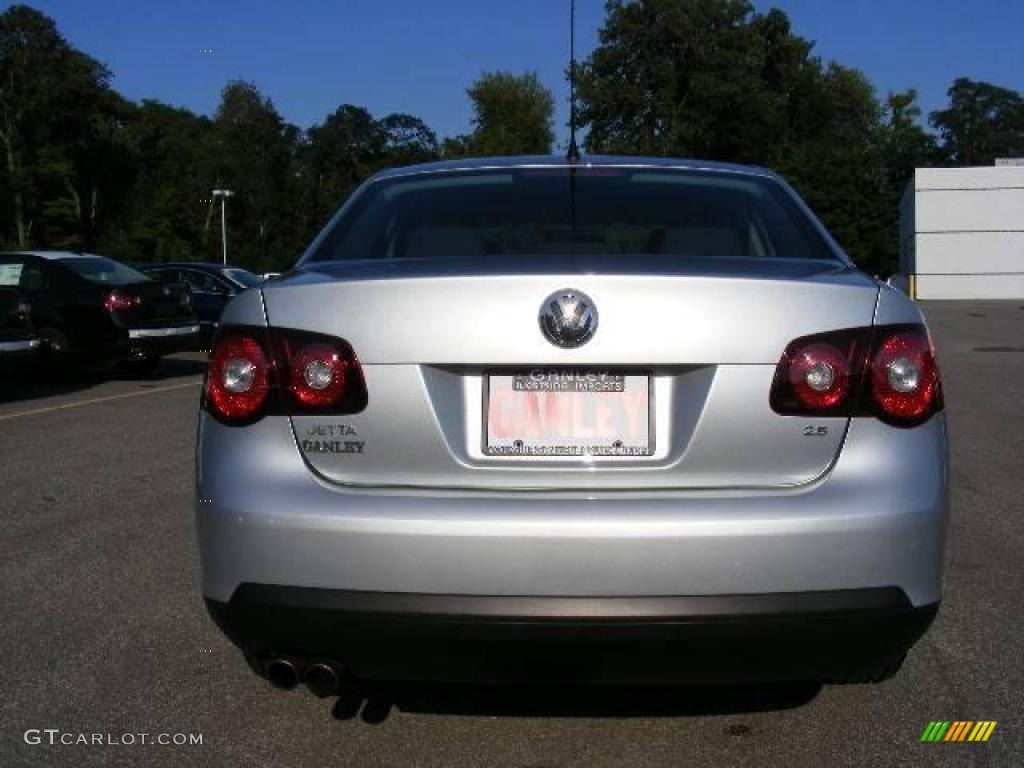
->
[205,585,938,685]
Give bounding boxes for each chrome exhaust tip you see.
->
[304,660,342,697]
[265,657,301,690]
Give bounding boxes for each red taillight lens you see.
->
[270,329,367,414]
[870,330,942,423]
[205,334,271,423]
[287,343,349,408]
[771,324,943,427]
[104,291,141,312]
[787,342,850,409]
[203,326,367,424]
[771,328,869,416]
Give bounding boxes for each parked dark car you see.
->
[0,282,40,374]
[141,263,263,343]
[0,251,199,373]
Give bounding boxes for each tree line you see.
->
[1,1,1022,275]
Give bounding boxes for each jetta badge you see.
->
[539,289,598,348]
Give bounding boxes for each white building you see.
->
[899,165,1024,299]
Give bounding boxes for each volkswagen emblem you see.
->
[539,289,598,348]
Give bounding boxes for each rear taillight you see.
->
[203,326,367,425]
[104,291,141,313]
[268,328,367,415]
[206,334,271,423]
[287,343,349,408]
[771,324,942,427]
[869,330,942,422]
[786,342,852,410]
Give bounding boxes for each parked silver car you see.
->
[197,156,948,694]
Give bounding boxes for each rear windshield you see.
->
[61,257,151,285]
[305,167,836,263]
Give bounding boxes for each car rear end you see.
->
[52,255,200,362]
[105,279,200,360]
[196,159,948,690]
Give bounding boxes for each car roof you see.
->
[144,262,239,270]
[0,250,107,261]
[370,154,778,183]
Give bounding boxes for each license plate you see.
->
[485,370,651,457]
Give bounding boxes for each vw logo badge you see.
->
[539,289,598,348]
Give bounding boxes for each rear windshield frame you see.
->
[58,257,152,285]
[302,166,843,266]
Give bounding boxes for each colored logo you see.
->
[921,721,997,742]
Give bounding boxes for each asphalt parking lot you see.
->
[2,300,1022,767]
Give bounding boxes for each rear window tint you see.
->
[306,168,836,263]
[60,257,151,285]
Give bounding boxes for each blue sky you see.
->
[12,0,1024,147]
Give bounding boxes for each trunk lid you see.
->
[262,257,879,490]
[122,281,195,326]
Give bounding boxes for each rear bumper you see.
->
[197,413,949,606]
[0,337,40,371]
[205,586,938,684]
[126,323,200,355]
[0,337,41,353]
[198,410,948,683]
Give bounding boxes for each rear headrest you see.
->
[655,227,744,257]
[404,228,482,258]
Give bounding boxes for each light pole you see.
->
[212,189,234,265]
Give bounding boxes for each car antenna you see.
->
[566,0,580,164]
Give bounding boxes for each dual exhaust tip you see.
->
[265,657,342,697]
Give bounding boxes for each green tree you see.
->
[0,4,117,247]
[300,104,385,230]
[49,89,137,250]
[0,6,451,267]
[208,81,301,270]
[465,71,555,155]
[380,113,438,166]
[930,78,1024,165]
[100,100,214,262]
[881,89,939,188]
[781,64,894,274]
[297,107,438,239]
[577,0,911,274]
[579,0,769,160]
[440,134,472,159]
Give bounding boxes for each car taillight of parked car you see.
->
[103,291,141,313]
[770,324,943,427]
[203,326,367,424]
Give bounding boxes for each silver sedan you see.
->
[196,156,948,694]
